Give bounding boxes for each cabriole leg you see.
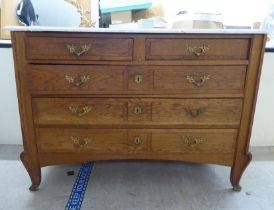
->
[20,152,41,191]
[230,152,252,192]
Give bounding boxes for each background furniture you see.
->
[0,0,20,39]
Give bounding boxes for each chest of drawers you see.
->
[10,30,266,191]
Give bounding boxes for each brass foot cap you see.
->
[232,185,242,192]
[29,184,39,191]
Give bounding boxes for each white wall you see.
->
[0,48,22,145]
[0,48,273,146]
[250,53,274,146]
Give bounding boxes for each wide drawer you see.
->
[26,35,133,61]
[36,128,236,166]
[33,98,242,127]
[36,128,127,153]
[28,65,246,94]
[28,65,125,92]
[145,38,250,60]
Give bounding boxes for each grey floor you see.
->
[0,145,273,210]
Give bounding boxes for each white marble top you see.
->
[0,40,12,44]
[4,26,267,34]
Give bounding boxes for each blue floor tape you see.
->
[65,162,93,210]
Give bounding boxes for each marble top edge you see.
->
[4,26,267,34]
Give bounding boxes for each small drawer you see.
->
[28,65,125,93]
[151,129,237,154]
[128,100,152,122]
[36,128,127,153]
[152,99,243,126]
[127,132,150,153]
[153,66,246,94]
[145,38,250,60]
[32,98,127,125]
[26,35,133,61]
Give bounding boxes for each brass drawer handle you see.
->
[66,44,91,57]
[71,137,92,148]
[134,74,143,84]
[65,75,91,86]
[133,106,142,114]
[134,136,142,145]
[186,75,210,87]
[187,45,209,56]
[184,107,206,118]
[69,106,92,117]
[185,137,204,147]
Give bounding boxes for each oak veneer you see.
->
[11,31,266,191]
[28,65,247,94]
[26,36,134,61]
[145,38,250,60]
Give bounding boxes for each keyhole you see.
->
[134,137,141,145]
[134,75,143,84]
[133,106,142,114]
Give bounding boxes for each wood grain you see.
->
[26,36,133,61]
[32,98,242,127]
[152,99,243,126]
[151,129,237,154]
[32,98,127,125]
[36,128,127,153]
[28,65,125,92]
[146,38,250,60]
[153,65,246,93]
[27,65,246,95]
[36,128,236,166]
[10,31,266,191]
[230,34,267,191]
[0,0,20,39]
[11,31,41,191]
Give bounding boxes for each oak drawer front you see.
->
[26,36,133,61]
[145,38,250,60]
[28,65,125,92]
[33,98,127,125]
[153,66,246,93]
[151,129,237,154]
[152,99,243,126]
[36,128,126,153]
[28,65,246,94]
[33,98,242,126]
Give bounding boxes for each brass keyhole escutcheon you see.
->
[134,74,143,84]
[134,136,142,145]
[133,106,142,114]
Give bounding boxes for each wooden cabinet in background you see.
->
[1,0,20,39]
[10,30,266,191]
